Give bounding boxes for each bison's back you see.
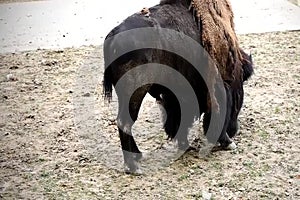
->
[105,3,200,43]
[103,2,206,98]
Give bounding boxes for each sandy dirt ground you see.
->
[0,30,299,199]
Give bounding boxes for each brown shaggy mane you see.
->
[160,0,243,80]
[189,0,242,82]
[159,0,245,111]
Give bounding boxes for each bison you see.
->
[103,0,253,173]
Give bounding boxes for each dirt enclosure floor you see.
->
[0,31,299,199]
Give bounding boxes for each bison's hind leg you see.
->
[117,86,149,174]
[156,89,194,151]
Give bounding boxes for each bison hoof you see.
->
[199,142,215,158]
[134,152,143,161]
[225,141,237,150]
[124,162,142,175]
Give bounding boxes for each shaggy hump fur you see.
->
[161,0,242,82]
[159,0,244,111]
[190,0,241,82]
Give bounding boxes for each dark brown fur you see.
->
[103,0,253,173]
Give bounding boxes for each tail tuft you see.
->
[103,67,113,102]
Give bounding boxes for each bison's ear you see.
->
[241,50,254,82]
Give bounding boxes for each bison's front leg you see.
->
[203,85,237,150]
[226,117,239,138]
[203,111,236,150]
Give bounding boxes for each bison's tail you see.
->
[241,49,254,81]
[103,36,114,102]
[103,66,113,102]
